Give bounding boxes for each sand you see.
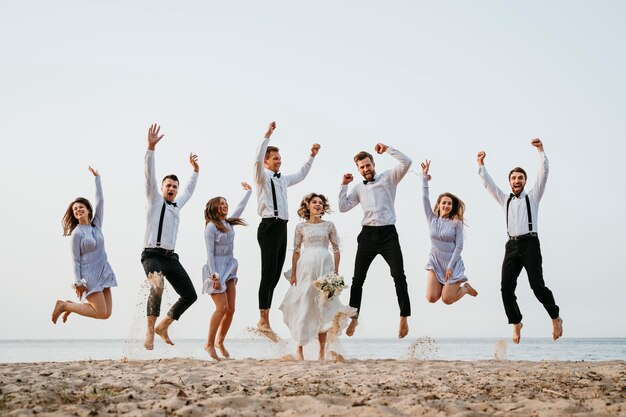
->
[1,359,625,416]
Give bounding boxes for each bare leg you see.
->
[144,316,156,350]
[552,317,563,340]
[206,292,228,361]
[346,317,358,337]
[52,292,110,324]
[464,282,478,297]
[513,322,523,344]
[216,281,236,359]
[425,270,442,303]
[295,345,304,361]
[257,308,271,330]
[318,332,327,362]
[155,316,175,345]
[399,316,409,339]
[61,300,74,323]
[441,282,471,305]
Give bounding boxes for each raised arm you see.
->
[338,173,359,212]
[283,143,319,187]
[253,122,275,185]
[145,124,163,201]
[529,138,549,201]
[175,153,200,208]
[376,143,412,184]
[230,182,253,218]
[477,151,507,206]
[420,160,435,222]
[89,166,104,228]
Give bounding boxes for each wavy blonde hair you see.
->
[297,193,332,220]
[434,192,466,225]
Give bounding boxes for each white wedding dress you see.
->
[279,221,356,346]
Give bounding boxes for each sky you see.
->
[1,1,625,343]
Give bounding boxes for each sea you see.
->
[1,338,624,363]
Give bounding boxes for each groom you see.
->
[339,143,412,338]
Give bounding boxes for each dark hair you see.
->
[265,146,280,161]
[434,192,466,225]
[297,193,332,220]
[162,174,179,184]
[204,196,247,233]
[508,167,527,180]
[62,197,93,236]
[353,151,374,165]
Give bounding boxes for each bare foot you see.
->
[464,283,478,297]
[155,322,175,346]
[62,300,74,323]
[255,325,280,343]
[318,351,325,362]
[204,343,220,361]
[552,317,563,341]
[295,349,304,361]
[144,330,155,350]
[51,300,65,324]
[346,318,358,337]
[512,322,523,344]
[215,340,230,359]
[399,316,409,339]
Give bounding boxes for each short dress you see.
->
[70,176,118,297]
[202,189,252,294]
[422,176,467,285]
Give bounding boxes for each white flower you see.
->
[312,271,347,301]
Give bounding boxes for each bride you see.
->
[279,193,355,361]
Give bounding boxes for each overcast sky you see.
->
[1,1,625,343]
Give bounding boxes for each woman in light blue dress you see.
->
[202,182,252,360]
[52,167,117,324]
[421,160,477,305]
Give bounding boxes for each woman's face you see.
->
[72,202,90,223]
[218,198,229,218]
[308,196,324,217]
[438,196,453,218]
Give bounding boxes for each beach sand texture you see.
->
[1,359,625,416]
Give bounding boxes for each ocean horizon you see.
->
[1,337,624,364]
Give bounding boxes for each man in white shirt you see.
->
[254,121,320,333]
[478,138,563,344]
[339,144,412,339]
[141,124,199,350]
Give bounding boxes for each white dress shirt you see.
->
[479,152,549,237]
[338,146,412,226]
[143,150,198,250]
[253,137,315,220]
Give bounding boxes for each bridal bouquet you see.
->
[312,271,347,301]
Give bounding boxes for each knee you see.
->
[217,304,229,315]
[426,294,440,304]
[226,305,235,316]
[441,295,455,305]
[95,310,110,320]
[186,292,198,304]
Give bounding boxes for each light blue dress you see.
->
[202,190,252,294]
[70,176,117,297]
[422,176,467,285]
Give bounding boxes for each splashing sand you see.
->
[494,339,507,360]
[405,336,439,360]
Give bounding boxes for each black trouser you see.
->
[257,218,288,309]
[141,248,197,320]
[501,236,559,324]
[349,225,411,317]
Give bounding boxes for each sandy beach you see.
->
[1,358,625,416]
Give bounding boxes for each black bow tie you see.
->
[363,179,376,185]
[165,200,177,207]
[509,193,520,199]
[273,172,281,178]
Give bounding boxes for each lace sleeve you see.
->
[328,222,340,253]
[293,223,304,253]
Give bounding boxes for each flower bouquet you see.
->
[312,271,347,301]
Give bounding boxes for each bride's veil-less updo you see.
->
[297,193,332,220]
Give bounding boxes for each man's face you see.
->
[264,151,282,173]
[162,178,179,202]
[357,157,376,181]
[509,172,526,196]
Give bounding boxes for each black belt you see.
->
[261,217,288,223]
[144,247,176,255]
[509,232,538,241]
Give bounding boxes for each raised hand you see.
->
[310,143,321,157]
[531,138,544,152]
[241,181,251,191]
[264,121,276,139]
[342,173,354,185]
[88,166,99,177]
[374,143,388,154]
[477,151,486,166]
[189,153,199,172]
[148,124,164,150]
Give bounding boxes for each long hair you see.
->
[62,197,93,236]
[433,192,466,225]
[297,193,332,220]
[204,196,247,233]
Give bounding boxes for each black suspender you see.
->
[270,178,279,217]
[506,194,533,236]
[156,202,166,247]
